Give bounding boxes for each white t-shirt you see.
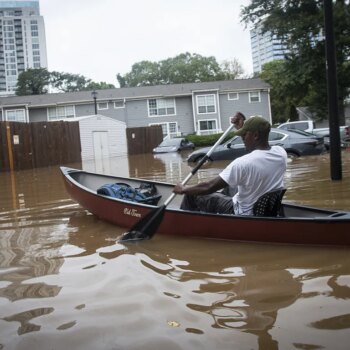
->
[219,146,287,215]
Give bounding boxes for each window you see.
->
[198,119,218,135]
[148,98,175,116]
[114,100,125,109]
[149,122,179,138]
[228,92,239,100]
[48,105,75,120]
[269,131,286,141]
[6,69,17,76]
[6,109,26,122]
[196,94,216,114]
[279,122,310,131]
[249,91,261,103]
[97,102,108,110]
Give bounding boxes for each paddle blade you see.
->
[120,205,166,242]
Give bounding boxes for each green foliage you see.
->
[50,71,91,92]
[16,70,115,96]
[241,0,350,124]
[160,52,224,84]
[117,60,161,87]
[186,131,235,147]
[16,68,50,95]
[86,81,116,90]
[220,59,245,80]
[117,52,245,87]
[260,60,300,123]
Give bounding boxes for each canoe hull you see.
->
[61,167,350,246]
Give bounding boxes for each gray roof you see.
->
[0,78,270,108]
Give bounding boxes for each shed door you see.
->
[93,131,109,159]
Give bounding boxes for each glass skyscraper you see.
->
[250,24,288,74]
[0,0,47,95]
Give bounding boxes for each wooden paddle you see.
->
[120,124,235,242]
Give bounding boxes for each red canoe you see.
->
[61,166,350,246]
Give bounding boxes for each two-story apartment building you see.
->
[0,78,271,137]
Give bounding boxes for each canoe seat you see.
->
[253,189,286,217]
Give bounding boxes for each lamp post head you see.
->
[91,90,98,115]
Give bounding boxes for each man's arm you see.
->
[173,176,227,196]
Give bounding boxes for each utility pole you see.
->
[324,0,342,180]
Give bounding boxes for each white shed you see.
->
[77,115,127,160]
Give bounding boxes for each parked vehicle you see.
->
[187,128,325,163]
[153,137,195,154]
[277,120,350,149]
[323,136,348,150]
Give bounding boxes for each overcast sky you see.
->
[40,0,253,86]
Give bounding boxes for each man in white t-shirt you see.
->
[173,116,287,215]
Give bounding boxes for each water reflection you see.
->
[150,250,298,349]
[0,151,350,349]
[3,307,54,335]
[63,209,350,348]
[128,151,192,183]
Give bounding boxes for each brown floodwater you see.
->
[1,150,350,350]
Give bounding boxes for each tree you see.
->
[116,52,244,87]
[117,60,162,87]
[50,72,115,92]
[50,71,92,92]
[16,68,50,95]
[16,69,115,95]
[86,81,115,90]
[241,0,350,124]
[159,52,224,84]
[220,59,245,80]
[260,60,300,123]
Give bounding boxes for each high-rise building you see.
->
[0,0,47,95]
[250,24,288,74]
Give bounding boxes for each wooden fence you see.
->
[126,125,163,155]
[0,121,81,172]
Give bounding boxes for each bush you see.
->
[186,132,235,147]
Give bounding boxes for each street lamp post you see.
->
[91,90,98,115]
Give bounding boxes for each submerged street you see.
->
[0,150,350,349]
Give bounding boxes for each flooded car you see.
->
[187,128,326,162]
[153,137,195,154]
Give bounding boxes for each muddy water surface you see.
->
[1,150,350,350]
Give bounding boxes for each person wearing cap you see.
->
[173,116,287,215]
[231,111,246,130]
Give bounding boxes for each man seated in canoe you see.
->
[173,116,288,215]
